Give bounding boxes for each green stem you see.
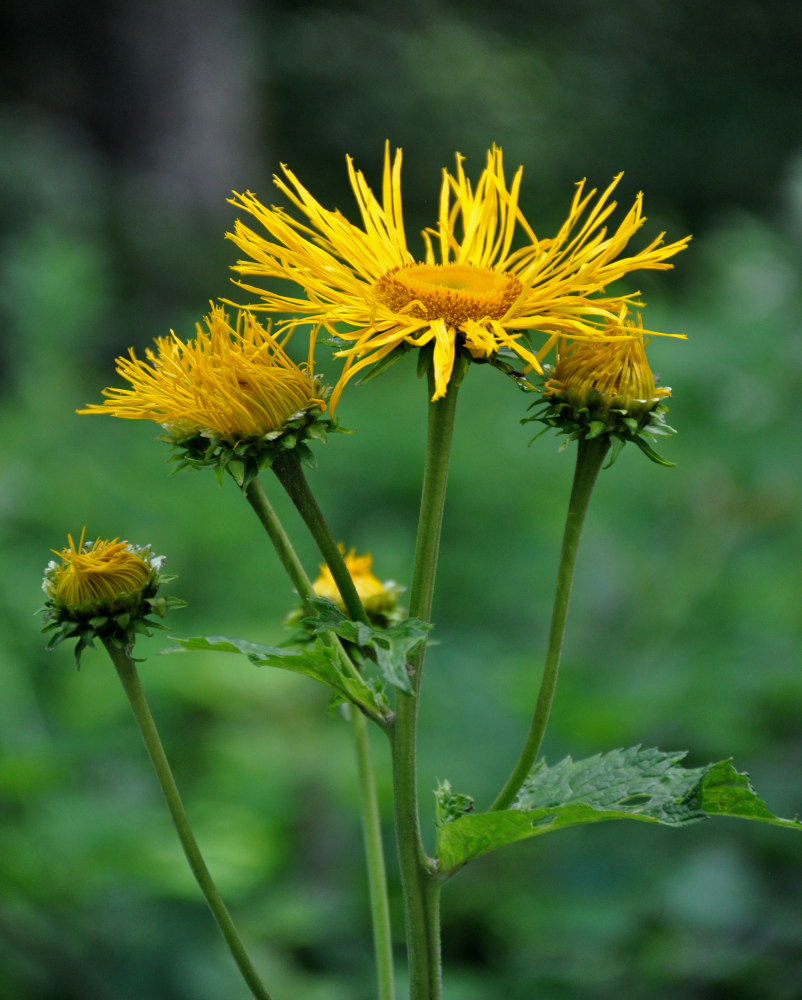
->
[271,451,369,625]
[350,706,397,1000]
[103,640,273,1000]
[490,435,610,812]
[394,371,460,1000]
[243,476,316,604]
[242,472,395,1000]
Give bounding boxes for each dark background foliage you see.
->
[1,1,801,997]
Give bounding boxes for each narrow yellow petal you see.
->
[226,148,689,406]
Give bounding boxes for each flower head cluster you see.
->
[80,306,333,483]
[227,144,689,406]
[41,530,183,666]
[312,548,403,627]
[526,311,677,465]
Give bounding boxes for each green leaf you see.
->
[369,619,430,693]
[435,780,476,827]
[226,458,246,486]
[632,435,676,466]
[436,747,802,872]
[355,342,410,385]
[301,598,375,648]
[166,635,389,722]
[299,598,431,694]
[700,758,801,827]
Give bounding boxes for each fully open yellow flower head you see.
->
[312,548,403,626]
[526,310,677,466]
[227,144,689,407]
[79,306,333,484]
[41,529,184,666]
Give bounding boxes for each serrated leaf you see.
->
[299,598,430,694]
[302,599,374,647]
[436,747,802,872]
[166,635,389,722]
[700,758,801,827]
[368,619,430,693]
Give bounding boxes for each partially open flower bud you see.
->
[527,312,678,466]
[312,548,403,627]
[41,530,183,666]
[79,306,336,486]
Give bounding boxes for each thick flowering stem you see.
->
[394,371,460,1000]
[103,640,273,1000]
[241,473,395,1000]
[490,435,610,811]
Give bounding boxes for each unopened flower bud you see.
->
[41,530,183,665]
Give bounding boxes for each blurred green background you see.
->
[2,1,802,997]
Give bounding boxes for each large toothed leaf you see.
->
[436,747,802,872]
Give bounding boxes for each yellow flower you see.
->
[41,530,182,665]
[79,305,324,441]
[227,144,689,406]
[312,548,400,619]
[547,310,671,412]
[45,529,151,609]
[529,310,677,465]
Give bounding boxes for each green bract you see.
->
[524,368,677,467]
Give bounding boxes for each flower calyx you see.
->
[168,377,341,488]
